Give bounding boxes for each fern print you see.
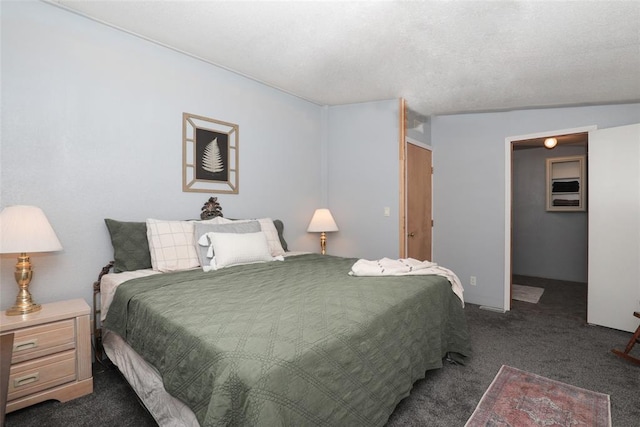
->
[202,138,224,173]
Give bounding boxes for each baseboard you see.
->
[479,305,506,313]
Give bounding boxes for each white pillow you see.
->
[257,218,286,257]
[195,220,262,271]
[147,217,226,272]
[208,231,275,270]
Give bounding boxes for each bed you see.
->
[95,203,471,426]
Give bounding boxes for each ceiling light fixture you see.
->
[544,137,558,149]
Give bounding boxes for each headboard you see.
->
[200,197,223,220]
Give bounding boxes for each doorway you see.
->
[398,98,432,260]
[505,126,594,310]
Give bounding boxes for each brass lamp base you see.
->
[320,232,327,255]
[6,253,41,316]
[7,302,41,316]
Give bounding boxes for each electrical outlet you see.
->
[470,276,477,286]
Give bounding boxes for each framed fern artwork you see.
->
[182,112,239,194]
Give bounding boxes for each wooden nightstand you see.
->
[0,299,93,413]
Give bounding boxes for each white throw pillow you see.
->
[194,220,262,271]
[147,217,226,272]
[208,231,274,270]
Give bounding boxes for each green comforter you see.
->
[104,254,471,426]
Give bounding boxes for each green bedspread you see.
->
[104,254,471,426]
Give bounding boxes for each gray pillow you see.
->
[228,218,288,252]
[104,219,152,273]
[273,219,288,252]
[194,220,261,267]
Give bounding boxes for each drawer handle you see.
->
[13,339,38,352]
[14,372,39,388]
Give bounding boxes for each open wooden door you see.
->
[406,142,433,261]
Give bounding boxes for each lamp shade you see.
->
[307,208,339,232]
[0,205,63,254]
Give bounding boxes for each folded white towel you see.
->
[349,258,464,307]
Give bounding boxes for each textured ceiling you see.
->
[50,0,640,116]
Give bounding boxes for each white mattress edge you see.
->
[103,330,200,427]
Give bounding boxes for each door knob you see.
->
[408,232,415,237]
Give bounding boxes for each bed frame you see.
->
[92,261,113,363]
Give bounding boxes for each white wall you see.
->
[327,100,401,259]
[5,2,636,315]
[0,1,324,310]
[432,103,640,309]
[512,145,588,282]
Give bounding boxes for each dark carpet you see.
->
[6,275,639,426]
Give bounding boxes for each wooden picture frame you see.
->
[183,112,239,194]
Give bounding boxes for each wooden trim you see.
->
[0,300,89,332]
[76,314,92,380]
[6,378,93,413]
[399,98,407,258]
[406,136,432,151]
[1,333,14,423]
[545,155,586,212]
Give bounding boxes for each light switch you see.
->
[384,207,390,217]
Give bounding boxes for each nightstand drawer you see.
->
[9,319,75,364]
[8,349,77,401]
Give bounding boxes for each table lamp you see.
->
[307,208,339,255]
[0,205,63,315]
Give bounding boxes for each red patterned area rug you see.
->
[465,365,611,427]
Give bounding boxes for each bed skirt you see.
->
[103,330,200,426]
